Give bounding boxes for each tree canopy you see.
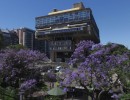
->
[0,49,48,92]
[60,40,130,100]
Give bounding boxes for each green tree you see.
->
[60,40,130,100]
[0,49,49,99]
[7,44,26,50]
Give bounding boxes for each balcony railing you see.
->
[49,40,74,51]
[49,46,72,51]
[50,40,72,46]
[36,27,84,36]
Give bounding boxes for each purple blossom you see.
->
[71,71,78,79]
[63,88,68,92]
[0,49,48,89]
[79,73,86,79]
[20,79,37,91]
[91,44,103,50]
[108,89,113,93]
[60,40,129,100]
[111,94,119,100]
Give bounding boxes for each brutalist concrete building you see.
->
[35,2,100,62]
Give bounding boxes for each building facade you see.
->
[16,27,35,49]
[10,30,19,45]
[34,39,49,55]
[1,29,11,48]
[35,2,100,62]
[0,29,19,48]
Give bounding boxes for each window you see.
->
[75,12,78,15]
[36,10,90,27]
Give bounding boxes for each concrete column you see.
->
[50,51,54,62]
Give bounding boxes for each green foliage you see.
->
[121,93,130,100]
[41,84,48,91]
[4,87,16,100]
[106,42,129,55]
[0,86,18,100]
[35,80,48,91]
[7,44,26,50]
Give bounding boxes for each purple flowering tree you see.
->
[0,49,48,93]
[60,40,130,100]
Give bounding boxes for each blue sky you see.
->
[0,0,130,48]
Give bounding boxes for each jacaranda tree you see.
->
[0,49,48,94]
[60,40,130,100]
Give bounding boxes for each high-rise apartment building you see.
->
[16,27,35,49]
[35,2,100,62]
[0,29,11,48]
[0,29,19,48]
[10,30,19,45]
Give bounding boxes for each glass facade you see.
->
[35,3,100,62]
[36,10,90,28]
[24,32,33,49]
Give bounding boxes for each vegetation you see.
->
[121,93,130,100]
[0,40,130,100]
[60,40,130,100]
[0,49,48,98]
[7,44,26,50]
